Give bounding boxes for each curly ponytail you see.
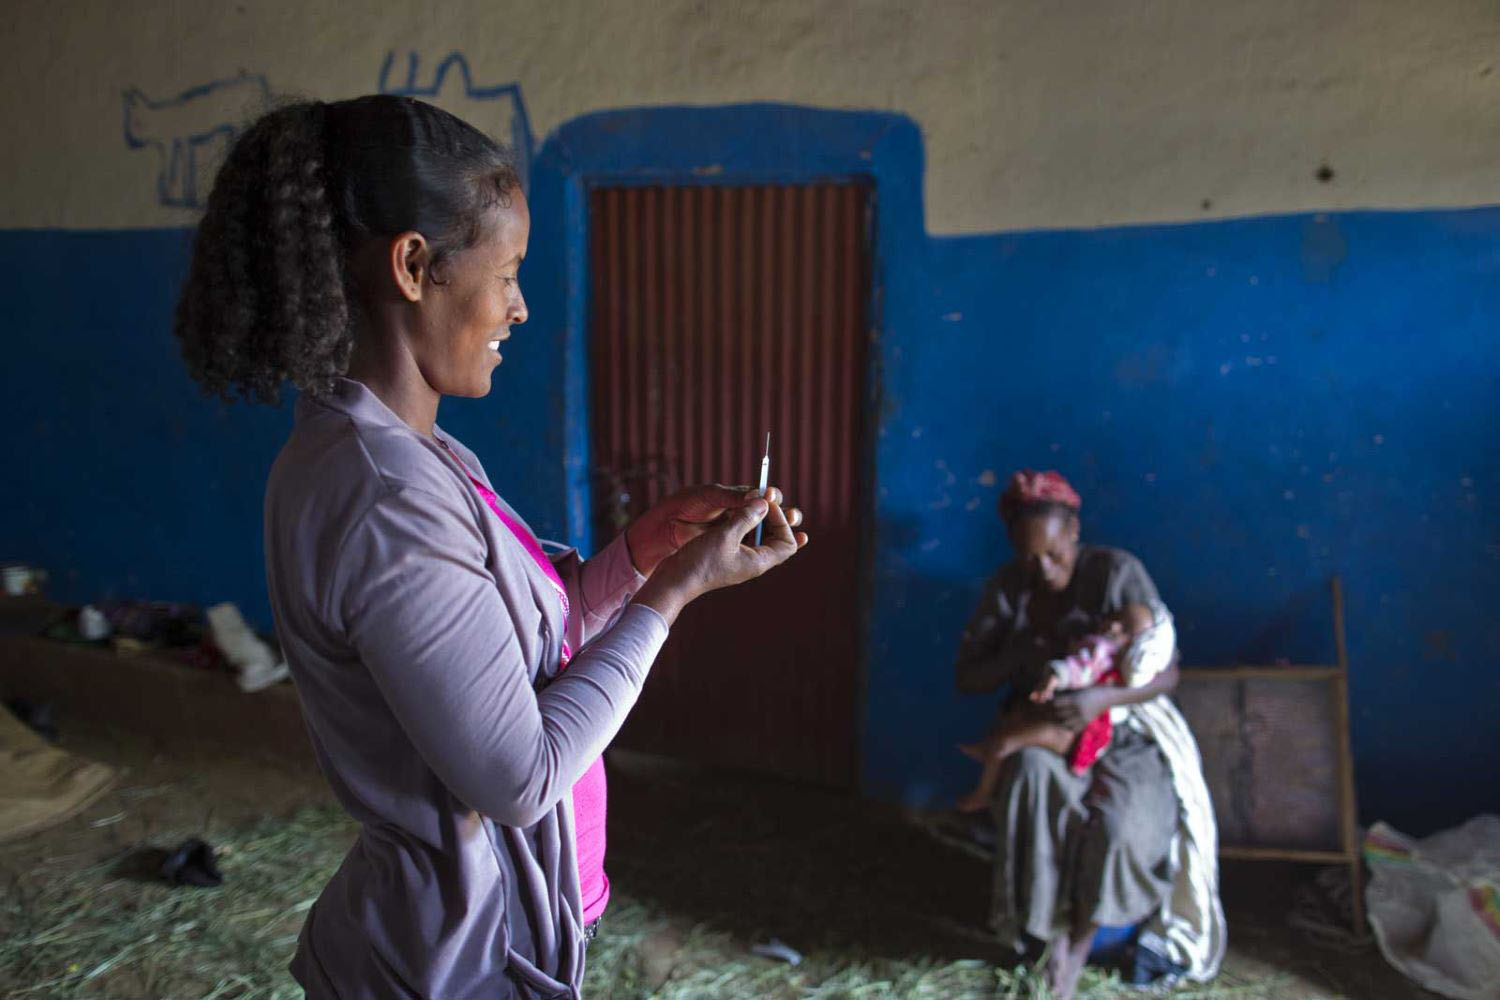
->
[175,95,521,404]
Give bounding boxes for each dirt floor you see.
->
[1,722,1436,999]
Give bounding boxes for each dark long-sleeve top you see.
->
[954,545,1160,696]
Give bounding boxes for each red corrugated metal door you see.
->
[588,183,871,787]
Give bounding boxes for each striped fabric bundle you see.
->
[1119,605,1228,983]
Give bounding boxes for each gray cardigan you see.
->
[264,378,668,998]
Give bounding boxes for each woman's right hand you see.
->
[1030,674,1060,703]
[633,493,807,623]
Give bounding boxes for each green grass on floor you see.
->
[1,807,356,999]
[582,896,1286,1000]
[2,806,1288,999]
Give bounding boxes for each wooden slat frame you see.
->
[1180,576,1363,931]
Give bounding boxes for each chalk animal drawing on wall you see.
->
[123,73,270,209]
[378,52,535,192]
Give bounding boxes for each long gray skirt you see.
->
[989,727,1178,945]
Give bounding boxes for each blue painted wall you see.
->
[871,209,1500,835]
[0,231,564,629]
[3,105,1495,833]
[1,229,284,626]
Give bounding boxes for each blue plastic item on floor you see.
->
[1089,922,1138,961]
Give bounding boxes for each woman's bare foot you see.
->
[1045,930,1073,998]
[1044,926,1094,1000]
[955,790,989,812]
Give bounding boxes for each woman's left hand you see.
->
[625,484,803,576]
[1041,686,1115,729]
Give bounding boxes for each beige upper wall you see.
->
[4,0,1498,234]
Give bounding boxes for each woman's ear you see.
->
[387,231,430,302]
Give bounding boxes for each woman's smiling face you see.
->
[1009,508,1081,592]
[408,190,531,399]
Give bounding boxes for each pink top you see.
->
[1050,633,1123,689]
[446,447,610,924]
[1052,632,1124,776]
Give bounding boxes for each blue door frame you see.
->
[524,103,926,784]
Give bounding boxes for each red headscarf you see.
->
[1000,469,1081,524]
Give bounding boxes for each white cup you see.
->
[78,605,112,641]
[2,565,33,597]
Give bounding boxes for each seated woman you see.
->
[954,470,1225,998]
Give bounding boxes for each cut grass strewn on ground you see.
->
[580,896,1287,1000]
[3,805,1286,998]
[1,806,356,999]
